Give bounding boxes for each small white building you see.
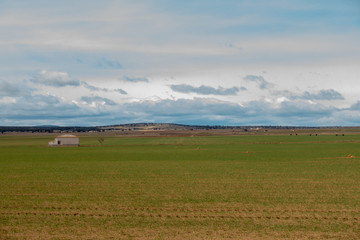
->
[49,134,79,147]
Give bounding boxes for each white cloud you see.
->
[31,70,80,87]
[0,96,17,104]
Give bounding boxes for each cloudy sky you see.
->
[1,0,360,126]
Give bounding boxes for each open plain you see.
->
[1,130,360,239]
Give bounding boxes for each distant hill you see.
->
[35,125,60,127]
[98,123,320,131]
[99,123,247,131]
[0,122,351,134]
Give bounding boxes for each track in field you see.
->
[1,206,359,223]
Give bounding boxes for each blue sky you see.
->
[0,0,360,126]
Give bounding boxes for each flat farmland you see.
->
[1,134,360,239]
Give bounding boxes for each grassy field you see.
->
[1,134,360,239]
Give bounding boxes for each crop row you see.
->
[1,211,359,223]
[1,206,359,214]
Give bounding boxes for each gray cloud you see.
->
[81,81,127,95]
[0,80,33,97]
[97,58,122,69]
[124,98,241,116]
[29,94,61,106]
[275,100,335,118]
[2,93,360,126]
[117,98,245,125]
[244,75,272,89]
[240,87,247,91]
[112,98,342,126]
[0,81,21,96]
[121,76,149,83]
[0,94,86,122]
[31,70,80,87]
[0,78,357,126]
[114,89,127,95]
[272,89,345,102]
[350,101,360,110]
[80,96,116,106]
[81,81,108,92]
[296,89,344,100]
[170,84,240,96]
[0,92,112,126]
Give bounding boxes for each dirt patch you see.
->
[318,154,359,159]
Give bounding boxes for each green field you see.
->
[1,134,360,239]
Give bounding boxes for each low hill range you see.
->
[0,123,357,135]
[100,123,323,131]
[1,123,249,134]
[102,123,245,131]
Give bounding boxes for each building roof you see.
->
[56,134,78,138]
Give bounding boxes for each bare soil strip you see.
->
[1,205,360,214]
[1,211,359,222]
[1,205,359,223]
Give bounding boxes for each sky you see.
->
[1,0,360,126]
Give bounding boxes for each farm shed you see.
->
[49,134,79,147]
